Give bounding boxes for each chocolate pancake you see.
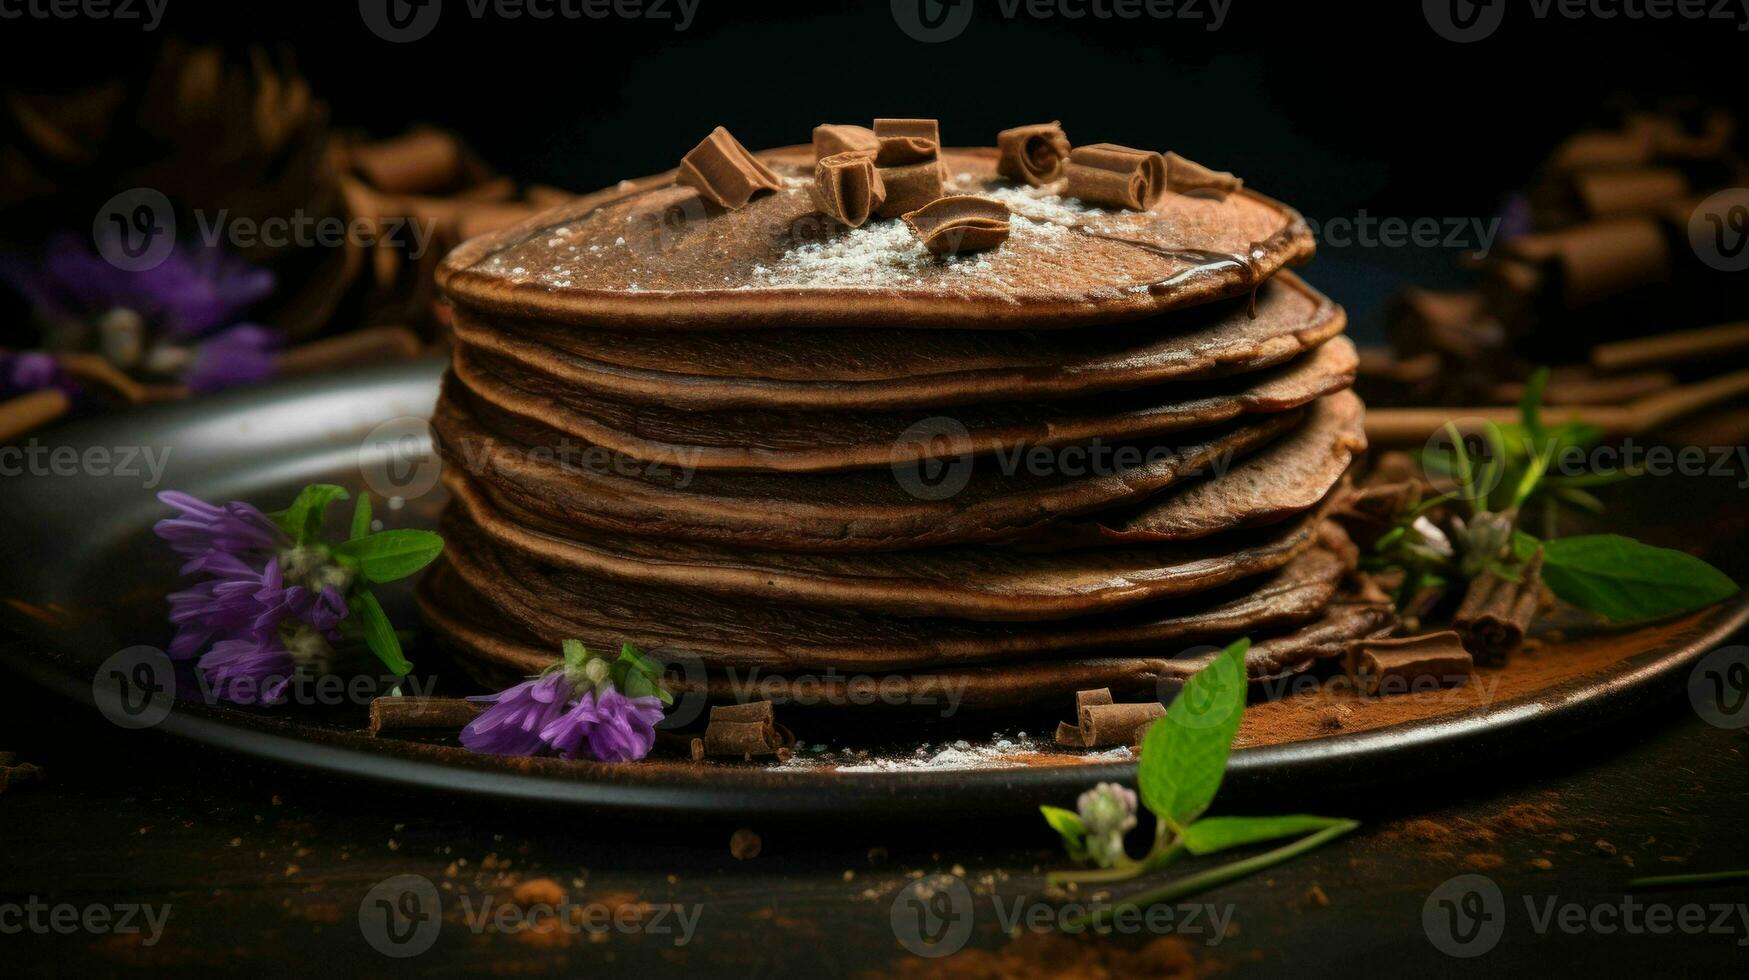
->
[419,566,1394,706]
[438,147,1315,330]
[439,481,1337,620]
[417,545,1350,672]
[449,336,1357,472]
[433,383,1310,552]
[1048,390,1366,544]
[445,272,1344,411]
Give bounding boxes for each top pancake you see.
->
[437,147,1315,331]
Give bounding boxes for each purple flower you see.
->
[153,490,283,569]
[0,350,76,401]
[460,673,575,757]
[200,636,295,705]
[463,670,665,763]
[2,234,279,392]
[580,687,664,763]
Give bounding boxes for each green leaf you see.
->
[332,529,445,584]
[1137,638,1250,832]
[1040,805,1090,863]
[610,643,671,705]
[355,589,413,676]
[1179,815,1351,856]
[349,495,374,541]
[1519,533,1738,624]
[272,484,349,544]
[562,639,589,670]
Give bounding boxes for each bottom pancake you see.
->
[418,568,1394,713]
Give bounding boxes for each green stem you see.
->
[1063,820,1360,930]
[1047,843,1186,887]
[1627,869,1749,890]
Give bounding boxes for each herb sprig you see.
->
[268,483,444,675]
[1038,640,1357,927]
[1393,368,1736,624]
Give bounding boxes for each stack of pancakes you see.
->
[420,144,1393,720]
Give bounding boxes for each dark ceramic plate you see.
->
[1,359,1744,819]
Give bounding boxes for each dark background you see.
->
[5,0,1749,336]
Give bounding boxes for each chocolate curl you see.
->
[996,122,1070,187]
[368,697,483,736]
[813,124,879,161]
[1080,701,1167,748]
[701,701,791,759]
[1345,632,1473,697]
[676,127,782,210]
[873,118,941,166]
[0,760,45,795]
[350,128,466,194]
[903,195,1011,256]
[1505,219,1672,309]
[1064,143,1166,211]
[811,151,887,229]
[0,389,71,443]
[1054,689,1112,746]
[1454,549,1544,665]
[875,160,945,219]
[1571,168,1688,220]
[1591,321,1749,372]
[1165,151,1243,197]
[1549,129,1653,173]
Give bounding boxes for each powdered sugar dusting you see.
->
[768,733,1134,773]
[750,219,934,288]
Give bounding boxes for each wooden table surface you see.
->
[3,654,1746,979]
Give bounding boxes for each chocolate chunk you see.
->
[996,122,1071,186]
[701,701,790,758]
[873,118,941,166]
[903,195,1011,256]
[676,126,782,210]
[1345,631,1473,697]
[1165,151,1243,196]
[1065,143,1167,211]
[368,696,482,735]
[1079,700,1166,748]
[812,151,887,229]
[874,159,945,218]
[812,123,879,161]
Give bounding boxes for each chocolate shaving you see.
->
[676,126,782,210]
[1065,143,1166,211]
[0,758,44,794]
[874,159,945,218]
[873,118,941,166]
[1454,549,1544,665]
[1080,701,1166,748]
[903,195,1011,256]
[1165,151,1243,197]
[812,151,887,229]
[701,701,791,759]
[368,696,482,735]
[812,124,879,160]
[1345,631,1473,697]
[996,122,1070,186]
[1055,688,1164,747]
